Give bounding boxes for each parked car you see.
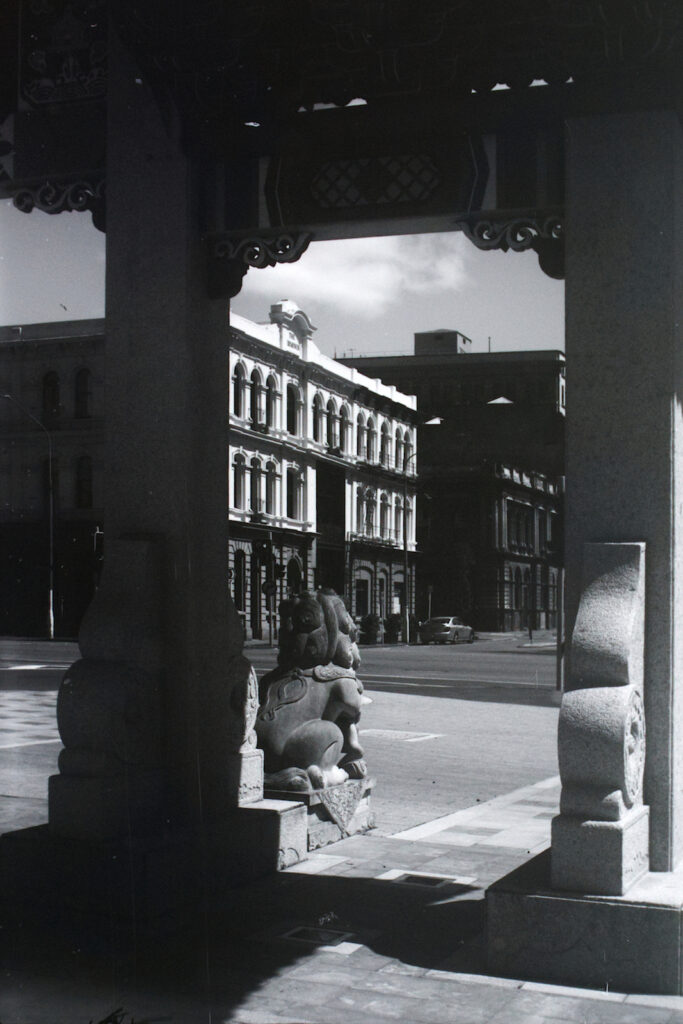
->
[418,616,475,644]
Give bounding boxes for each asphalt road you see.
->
[0,637,561,837]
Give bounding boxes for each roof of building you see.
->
[231,304,417,411]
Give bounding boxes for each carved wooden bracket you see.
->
[13,177,106,232]
[207,232,314,299]
[456,211,564,280]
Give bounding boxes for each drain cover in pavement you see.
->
[280,926,356,945]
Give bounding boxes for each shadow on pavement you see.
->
[364,679,560,708]
[1,867,488,1022]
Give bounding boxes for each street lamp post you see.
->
[403,450,418,645]
[2,394,55,639]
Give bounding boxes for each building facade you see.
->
[0,320,104,637]
[342,332,564,631]
[229,302,418,639]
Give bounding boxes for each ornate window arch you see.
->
[250,368,262,425]
[403,428,413,472]
[340,404,351,453]
[312,392,325,443]
[394,496,403,542]
[265,374,278,428]
[356,412,366,458]
[380,421,390,466]
[286,382,300,435]
[380,492,390,538]
[326,396,338,448]
[367,417,377,462]
[232,362,247,418]
[249,456,262,511]
[265,460,277,515]
[395,427,404,471]
[233,453,246,509]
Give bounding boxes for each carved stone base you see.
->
[0,798,307,951]
[265,778,375,851]
[48,769,166,842]
[488,849,683,995]
[551,804,649,896]
[226,748,265,806]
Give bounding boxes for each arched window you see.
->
[250,457,262,512]
[326,397,338,448]
[266,375,277,428]
[75,455,93,508]
[233,454,246,509]
[250,369,262,425]
[380,422,390,466]
[74,368,92,419]
[42,371,60,426]
[356,413,366,458]
[405,499,413,543]
[312,393,324,443]
[286,383,299,435]
[394,498,403,543]
[380,493,389,538]
[232,363,246,417]
[286,467,303,520]
[233,550,246,611]
[340,405,351,453]
[366,490,376,535]
[367,418,377,462]
[395,428,403,472]
[265,461,277,515]
[403,429,413,472]
[356,487,365,533]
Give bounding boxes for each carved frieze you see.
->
[13,177,105,231]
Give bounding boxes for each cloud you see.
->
[237,232,470,318]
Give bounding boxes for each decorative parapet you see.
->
[552,542,648,895]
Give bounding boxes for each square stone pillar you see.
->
[487,109,683,994]
[564,110,683,874]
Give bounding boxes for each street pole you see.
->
[2,393,55,639]
[403,451,417,644]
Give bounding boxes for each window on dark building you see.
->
[74,369,92,418]
[340,405,351,453]
[42,371,60,426]
[326,398,337,447]
[356,413,366,458]
[233,454,246,508]
[250,457,261,511]
[265,462,277,514]
[286,467,301,520]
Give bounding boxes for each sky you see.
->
[0,199,564,355]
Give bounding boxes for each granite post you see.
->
[487,109,683,993]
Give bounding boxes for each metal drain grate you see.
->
[280,925,356,946]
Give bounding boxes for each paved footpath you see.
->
[5,777,683,1024]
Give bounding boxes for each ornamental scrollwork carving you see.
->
[208,232,313,299]
[456,212,564,280]
[13,177,106,231]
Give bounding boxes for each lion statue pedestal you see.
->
[256,589,376,849]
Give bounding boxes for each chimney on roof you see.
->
[414,329,472,356]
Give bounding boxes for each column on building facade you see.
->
[557,110,683,880]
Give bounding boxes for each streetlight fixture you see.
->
[2,393,55,639]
